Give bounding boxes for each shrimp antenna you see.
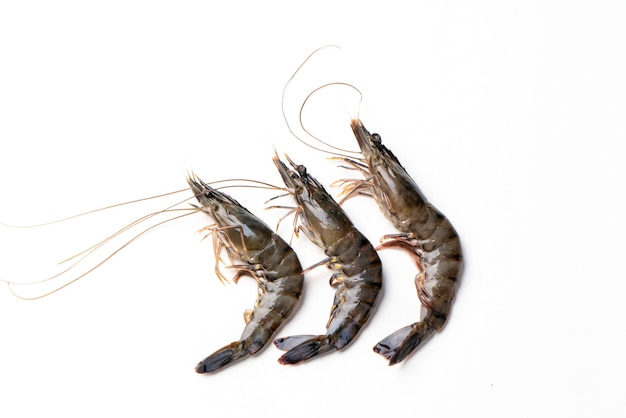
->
[282,46,362,158]
[1,188,201,293]
[57,192,199,265]
[0,188,190,228]
[204,178,287,193]
[281,46,339,148]
[6,209,197,300]
[299,81,364,155]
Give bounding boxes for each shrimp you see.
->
[271,153,382,365]
[187,174,304,373]
[336,119,463,365]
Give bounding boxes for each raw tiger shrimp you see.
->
[187,174,304,373]
[334,119,463,365]
[271,153,382,365]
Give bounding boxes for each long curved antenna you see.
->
[196,178,286,192]
[299,81,364,155]
[282,46,348,154]
[6,210,198,300]
[58,198,194,265]
[281,47,365,158]
[1,200,196,288]
[282,45,340,122]
[0,188,190,228]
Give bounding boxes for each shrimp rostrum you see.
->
[337,119,463,365]
[272,153,382,365]
[187,174,304,373]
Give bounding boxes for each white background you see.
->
[1,1,625,417]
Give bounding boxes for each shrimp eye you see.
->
[296,165,307,175]
[372,133,382,143]
[290,172,299,180]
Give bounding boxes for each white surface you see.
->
[1,1,625,417]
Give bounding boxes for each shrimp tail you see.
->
[195,341,250,374]
[274,335,334,365]
[373,320,436,366]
